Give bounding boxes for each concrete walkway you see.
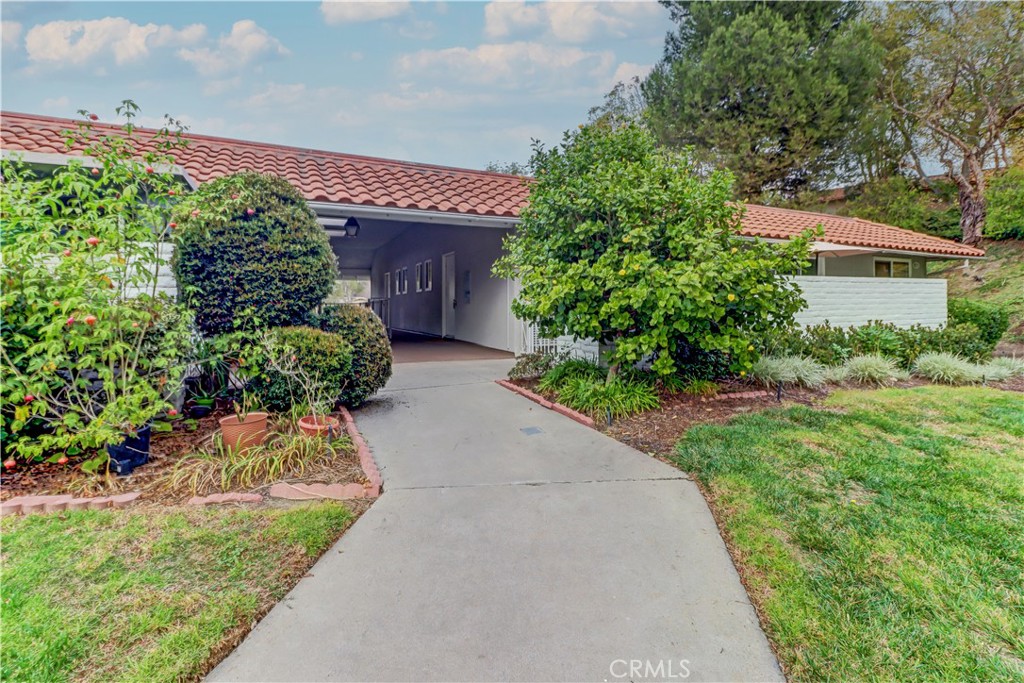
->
[209,360,782,682]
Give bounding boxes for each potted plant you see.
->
[106,423,153,475]
[218,392,269,452]
[187,388,216,418]
[265,337,341,440]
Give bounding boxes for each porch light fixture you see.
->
[344,216,360,237]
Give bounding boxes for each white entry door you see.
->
[442,251,456,338]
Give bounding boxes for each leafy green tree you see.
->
[484,160,528,175]
[644,1,880,198]
[493,123,814,380]
[588,76,647,129]
[877,1,1024,244]
[985,168,1024,240]
[843,176,961,240]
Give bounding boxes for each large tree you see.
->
[877,1,1024,245]
[493,123,813,380]
[644,1,880,198]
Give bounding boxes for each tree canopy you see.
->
[643,1,880,199]
[876,1,1024,244]
[493,123,814,378]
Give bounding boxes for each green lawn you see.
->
[1,502,355,682]
[675,386,1024,682]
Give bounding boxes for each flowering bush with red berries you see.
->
[1,101,193,467]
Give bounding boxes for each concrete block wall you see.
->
[791,275,947,328]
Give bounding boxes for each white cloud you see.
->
[397,42,616,89]
[484,1,663,43]
[399,19,437,40]
[178,20,289,77]
[320,1,411,25]
[1,21,22,51]
[24,18,204,67]
[367,87,499,111]
[41,95,70,112]
[608,61,652,87]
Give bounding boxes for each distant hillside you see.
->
[931,239,1024,345]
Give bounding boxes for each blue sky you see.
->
[1,1,672,169]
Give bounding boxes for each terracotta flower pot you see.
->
[219,412,269,452]
[298,415,342,439]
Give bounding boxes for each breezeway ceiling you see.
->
[327,217,413,271]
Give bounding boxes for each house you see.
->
[1,111,985,355]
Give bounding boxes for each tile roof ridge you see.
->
[0,110,532,181]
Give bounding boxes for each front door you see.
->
[442,251,456,338]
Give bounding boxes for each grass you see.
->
[932,238,1024,342]
[673,386,1024,682]
[1,503,355,682]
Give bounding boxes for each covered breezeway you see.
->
[314,203,525,357]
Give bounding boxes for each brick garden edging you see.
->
[1,492,141,516]
[495,380,597,429]
[339,406,382,497]
[710,390,773,401]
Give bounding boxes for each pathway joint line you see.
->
[387,475,692,491]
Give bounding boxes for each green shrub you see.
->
[557,377,660,419]
[750,356,826,388]
[0,106,194,465]
[309,304,392,406]
[670,343,731,381]
[508,352,560,381]
[912,352,983,385]
[947,298,1010,347]
[985,167,1024,240]
[682,379,719,397]
[841,355,906,386]
[249,327,353,412]
[766,319,996,367]
[537,359,605,393]
[985,356,1024,379]
[173,173,336,336]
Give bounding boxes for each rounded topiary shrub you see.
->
[309,304,393,406]
[250,326,353,412]
[172,172,336,336]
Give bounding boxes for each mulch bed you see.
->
[606,384,827,459]
[0,410,367,504]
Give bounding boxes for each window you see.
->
[385,272,391,299]
[874,258,911,278]
[423,259,432,291]
[401,267,409,294]
[415,263,423,292]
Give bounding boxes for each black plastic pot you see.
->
[106,424,152,476]
[188,404,213,419]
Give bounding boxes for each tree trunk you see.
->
[958,185,986,246]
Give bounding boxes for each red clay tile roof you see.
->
[738,204,984,257]
[2,111,983,258]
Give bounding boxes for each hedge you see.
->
[308,304,392,406]
[172,173,336,336]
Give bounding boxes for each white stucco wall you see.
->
[792,275,947,328]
